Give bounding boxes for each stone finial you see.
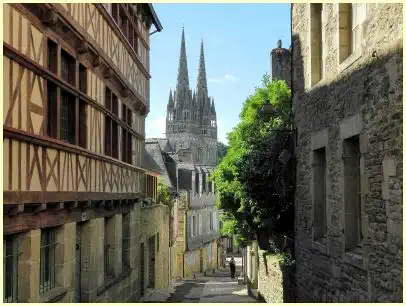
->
[277,39,282,48]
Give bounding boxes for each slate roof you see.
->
[143,150,162,174]
[145,140,175,189]
[146,138,173,153]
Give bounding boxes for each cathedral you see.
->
[166,28,218,167]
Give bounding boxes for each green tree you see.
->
[217,141,228,164]
[212,76,292,243]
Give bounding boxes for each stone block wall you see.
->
[183,240,218,278]
[12,203,170,303]
[292,3,402,302]
[257,250,296,303]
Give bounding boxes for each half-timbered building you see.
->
[3,3,162,302]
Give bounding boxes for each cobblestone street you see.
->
[167,256,261,303]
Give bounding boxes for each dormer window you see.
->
[211,120,216,128]
[168,111,173,121]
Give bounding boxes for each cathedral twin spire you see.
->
[167,28,216,124]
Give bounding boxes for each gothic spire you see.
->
[176,27,190,92]
[211,98,216,114]
[167,89,174,109]
[196,40,208,98]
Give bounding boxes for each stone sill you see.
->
[313,238,328,255]
[338,48,362,73]
[40,286,67,303]
[97,268,132,296]
[344,246,365,270]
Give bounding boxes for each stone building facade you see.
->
[292,3,402,302]
[145,139,221,281]
[2,3,166,302]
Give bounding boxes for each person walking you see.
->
[229,257,236,279]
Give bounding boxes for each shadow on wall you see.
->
[292,28,403,302]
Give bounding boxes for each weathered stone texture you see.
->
[293,3,402,302]
[256,250,296,303]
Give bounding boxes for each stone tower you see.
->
[271,39,291,88]
[166,28,217,166]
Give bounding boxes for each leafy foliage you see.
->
[217,142,228,164]
[157,176,174,211]
[212,75,294,246]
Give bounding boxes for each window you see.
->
[210,212,213,231]
[110,4,139,55]
[40,228,56,294]
[47,39,58,75]
[338,4,352,63]
[61,50,75,86]
[47,83,58,138]
[4,235,18,302]
[211,120,216,127]
[104,216,114,279]
[60,91,76,144]
[313,147,327,240]
[122,213,130,269]
[79,100,87,148]
[351,4,366,53]
[192,216,196,237]
[105,87,119,159]
[343,135,362,252]
[79,64,87,93]
[195,172,199,194]
[310,3,323,85]
[46,42,87,147]
[121,104,133,164]
[202,172,206,193]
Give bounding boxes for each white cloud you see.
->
[208,74,239,84]
[145,116,166,139]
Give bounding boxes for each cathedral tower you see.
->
[165,29,217,166]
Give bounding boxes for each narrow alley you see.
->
[166,256,260,303]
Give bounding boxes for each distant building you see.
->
[292,3,402,302]
[146,28,222,279]
[3,3,165,302]
[271,39,291,88]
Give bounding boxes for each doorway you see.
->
[140,242,145,297]
[75,222,84,302]
[148,236,155,288]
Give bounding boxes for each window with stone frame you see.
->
[339,4,367,63]
[313,147,327,241]
[122,213,131,269]
[310,3,323,86]
[40,228,56,294]
[343,135,362,252]
[4,234,19,302]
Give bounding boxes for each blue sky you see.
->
[146,3,291,144]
